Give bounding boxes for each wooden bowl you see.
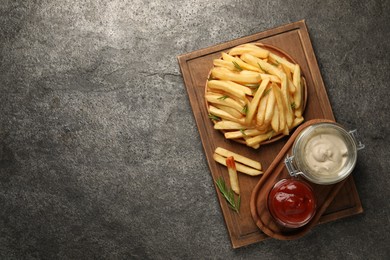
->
[205,42,307,147]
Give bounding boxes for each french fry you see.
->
[260,73,281,83]
[271,104,279,133]
[245,78,270,125]
[211,67,261,84]
[213,153,263,176]
[221,80,253,96]
[280,73,294,128]
[281,63,292,81]
[207,80,246,100]
[213,59,236,71]
[229,44,269,58]
[214,147,262,170]
[206,94,244,113]
[292,117,304,128]
[226,156,240,195]
[206,90,248,107]
[245,132,273,147]
[246,142,260,149]
[256,90,269,127]
[255,122,271,132]
[221,52,261,72]
[225,129,266,139]
[248,54,285,80]
[214,120,249,130]
[264,89,276,125]
[288,79,296,94]
[209,106,244,123]
[269,52,296,71]
[293,64,302,109]
[272,83,287,134]
[214,105,243,119]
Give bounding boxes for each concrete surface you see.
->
[1,0,389,259]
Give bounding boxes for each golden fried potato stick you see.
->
[207,80,247,100]
[214,120,249,130]
[215,147,262,170]
[221,52,261,72]
[272,83,288,135]
[281,63,293,81]
[245,78,270,125]
[293,64,302,109]
[209,105,245,124]
[280,73,294,128]
[256,90,269,127]
[226,156,240,195]
[269,52,296,71]
[214,105,243,119]
[245,131,273,147]
[206,94,245,113]
[271,104,279,133]
[214,80,253,96]
[213,59,236,71]
[263,88,276,125]
[211,67,261,84]
[229,44,269,58]
[259,74,281,83]
[213,153,263,176]
[225,128,267,139]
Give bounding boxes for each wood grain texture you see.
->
[177,20,363,248]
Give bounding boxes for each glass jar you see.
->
[285,122,365,185]
[268,179,316,228]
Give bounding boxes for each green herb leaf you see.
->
[217,95,228,100]
[208,113,221,121]
[215,177,240,213]
[257,62,267,73]
[291,102,296,110]
[263,88,271,97]
[268,130,274,140]
[242,104,248,115]
[232,61,243,71]
[240,128,247,136]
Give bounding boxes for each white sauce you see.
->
[304,133,348,177]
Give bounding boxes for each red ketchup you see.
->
[268,179,316,228]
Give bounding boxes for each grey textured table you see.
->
[1,0,389,259]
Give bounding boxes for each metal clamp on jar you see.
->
[284,122,365,185]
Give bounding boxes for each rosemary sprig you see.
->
[216,177,240,213]
[257,62,267,73]
[208,113,221,121]
[218,95,229,100]
[242,104,248,115]
[271,60,280,67]
[263,88,271,97]
[291,102,296,110]
[232,61,243,71]
[268,130,274,140]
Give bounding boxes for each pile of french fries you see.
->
[206,43,305,149]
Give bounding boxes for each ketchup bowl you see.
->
[267,179,316,228]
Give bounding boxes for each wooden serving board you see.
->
[177,20,363,248]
